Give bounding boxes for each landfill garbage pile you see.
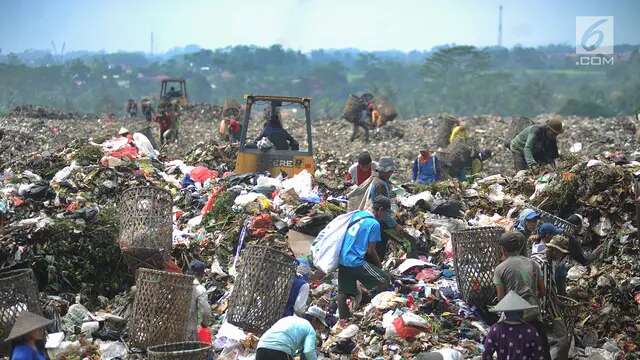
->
[181,102,223,123]
[1,107,639,359]
[9,105,97,120]
[294,114,640,182]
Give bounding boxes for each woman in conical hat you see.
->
[5,311,52,360]
[482,291,549,360]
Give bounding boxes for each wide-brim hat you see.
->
[305,305,328,327]
[489,291,537,313]
[4,311,52,342]
[547,235,570,254]
[377,157,396,172]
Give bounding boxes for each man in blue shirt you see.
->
[337,196,392,320]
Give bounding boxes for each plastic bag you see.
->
[51,162,79,184]
[191,166,218,184]
[282,170,313,196]
[346,176,374,211]
[99,341,127,360]
[399,191,434,208]
[132,132,159,159]
[198,326,213,344]
[110,145,138,160]
[310,210,357,274]
[392,316,422,339]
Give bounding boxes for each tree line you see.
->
[1,44,639,118]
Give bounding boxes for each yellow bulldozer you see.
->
[235,95,315,177]
[159,78,188,111]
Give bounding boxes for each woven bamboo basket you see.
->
[0,269,42,348]
[124,248,167,276]
[558,295,581,335]
[147,341,211,360]
[372,96,397,123]
[435,115,459,148]
[222,98,241,117]
[525,204,578,238]
[452,226,505,307]
[342,95,366,123]
[128,269,194,348]
[226,246,296,334]
[118,186,173,252]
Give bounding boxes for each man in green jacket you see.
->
[510,118,563,171]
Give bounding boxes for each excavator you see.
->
[234,95,315,177]
[155,79,187,144]
[159,78,188,110]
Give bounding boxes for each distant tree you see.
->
[422,46,490,113]
[6,53,23,66]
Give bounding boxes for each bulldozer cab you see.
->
[235,95,315,177]
[160,79,188,109]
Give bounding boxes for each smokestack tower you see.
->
[498,5,503,47]
[150,32,154,56]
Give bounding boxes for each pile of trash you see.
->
[1,108,639,359]
[9,105,96,120]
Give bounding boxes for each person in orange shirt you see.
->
[369,103,384,128]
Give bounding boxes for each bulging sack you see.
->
[310,211,357,274]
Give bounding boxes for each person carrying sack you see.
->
[337,196,392,321]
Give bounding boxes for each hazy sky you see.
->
[1,0,638,53]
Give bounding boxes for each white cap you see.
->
[119,127,130,135]
[305,305,328,327]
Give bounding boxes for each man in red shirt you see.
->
[154,110,174,144]
[345,151,378,186]
[228,117,242,142]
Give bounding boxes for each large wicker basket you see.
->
[372,96,397,123]
[452,226,505,307]
[0,269,42,350]
[342,95,366,123]
[226,246,296,334]
[118,186,173,251]
[525,204,578,238]
[124,248,168,276]
[128,269,194,348]
[147,341,211,360]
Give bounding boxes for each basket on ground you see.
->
[118,186,173,251]
[226,246,296,334]
[0,269,42,346]
[452,226,505,307]
[558,295,581,335]
[147,341,211,360]
[128,269,194,348]
[525,203,578,238]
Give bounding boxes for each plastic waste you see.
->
[132,132,159,159]
[399,191,434,208]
